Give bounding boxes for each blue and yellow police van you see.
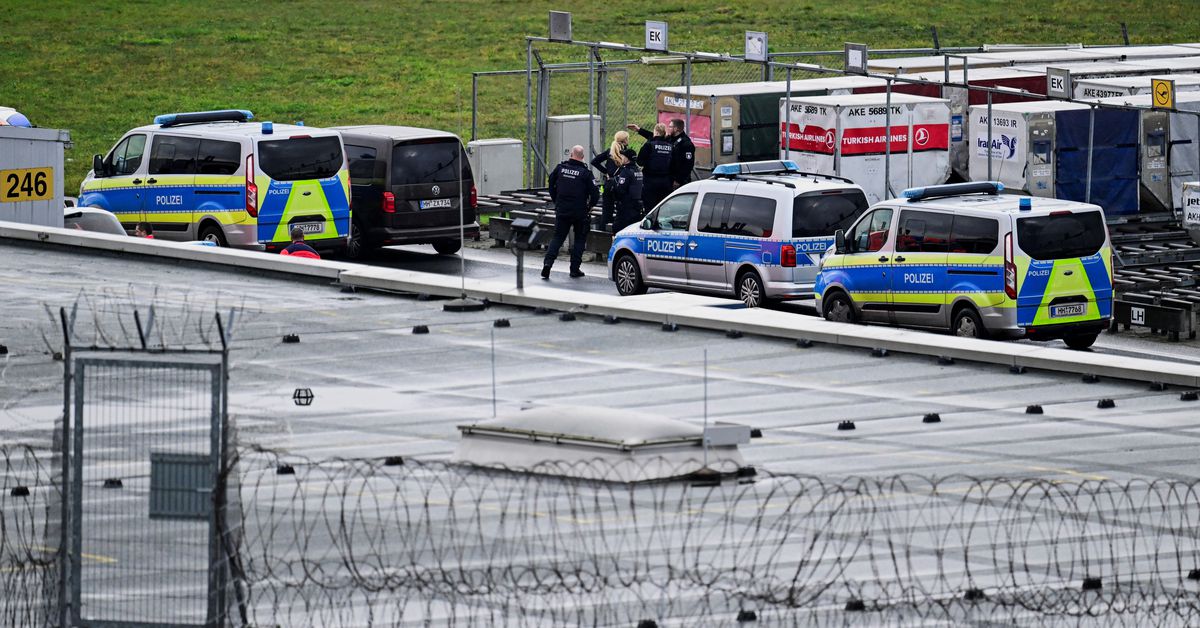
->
[814,181,1113,349]
[80,110,350,253]
[607,160,870,307]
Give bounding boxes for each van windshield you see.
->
[257,136,343,181]
[391,139,470,186]
[792,190,868,238]
[1016,211,1107,260]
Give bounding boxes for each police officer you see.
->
[632,123,673,213]
[611,148,644,233]
[667,118,696,190]
[543,145,600,279]
[629,118,696,192]
[590,131,630,232]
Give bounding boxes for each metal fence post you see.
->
[526,40,534,187]
[58,307,72,628]
[685,56,692,135]
[588,45,596,161]
[1086,104,1095,204]
[471,73,478,142]
[987,91,994,181]
[884,79,893,197]
[784,67,792,160]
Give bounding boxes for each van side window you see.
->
[110,134,147,176]
[793,191,869,238]
[150,135,200,175]
[697,193,734,234]
[653,193,696,231]
[197,139,241,175]
[897,210,952,253]
[345,144,379,182]
[949,215,999,254]
[727,194,776,238]
[849,208,893,253]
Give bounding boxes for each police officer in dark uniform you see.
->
[611,149,644,232]
[543,145,600,279]
[632,123,674,213]
[667,118,696,190]
[590,130,631,232]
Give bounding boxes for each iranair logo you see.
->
[977,134,1019,160]
[824,130,836,150]
[432,185,440,195]
[914,127,929,147]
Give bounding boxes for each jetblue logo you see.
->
[647,239,682,254]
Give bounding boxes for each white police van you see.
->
[607,160,870,307]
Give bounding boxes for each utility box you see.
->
[779,93,952,204]
[544,114,601,171]
[0,126,70,228]
[467,138,523,196]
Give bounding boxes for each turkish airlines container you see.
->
[1091,92,1200,215]
[968,101,1140,215]
[779,93,951,204]
[654,76,888,174]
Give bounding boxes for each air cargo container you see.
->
[968,101,1140,215]
[1182,182,1200,243]
[867,47,1126,75]
[1091,92,1200,215]
[779,93,951,204]
[653,76,888,174]
[1074,74,1200,100]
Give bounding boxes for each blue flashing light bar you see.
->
[712,160,801,176]
[902,181,1004,201]
[154,109,254,128]
[262,121,274,135]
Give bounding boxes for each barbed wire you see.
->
[7,443,1200,626]
[223,449,1200,626]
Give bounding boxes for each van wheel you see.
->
[1064,333,1099,350]
[614,254,646,296]
[346,221,374,260]
[199,224,227,247]
[736,270,765,308]
[822,291,857,324]
[432,239,461,255]
[952,307,988,339]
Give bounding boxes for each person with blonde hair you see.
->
[590,130,631,231]
[611,146,644,232]
[632,122,674,211]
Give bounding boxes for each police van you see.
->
[607,160,870,307]
[814,182,1113,349]
[80,110,351,253]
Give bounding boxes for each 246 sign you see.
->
[1,167,53,202]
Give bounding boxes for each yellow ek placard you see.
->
[1,167,54,202]
[1151,78,1175,110]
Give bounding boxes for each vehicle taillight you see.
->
[1110,250,1115,285]
[1004,232,1017,299]
[469,184,478,210]
[245,154,258,218]
[382,191,395,213]
[781,244,797,268]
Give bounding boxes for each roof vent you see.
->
[454,406,750,482]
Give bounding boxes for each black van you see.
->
[332,125,479,258]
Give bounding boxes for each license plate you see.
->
[419,198,452,209]
[1,167,54,203]
[296,222,324,234]
[1050,303,1086,318]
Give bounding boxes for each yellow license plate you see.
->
[1,167,54,202]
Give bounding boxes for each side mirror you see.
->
[92,154,106,177]
[641,217,655,230]
[834,229,847,255]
